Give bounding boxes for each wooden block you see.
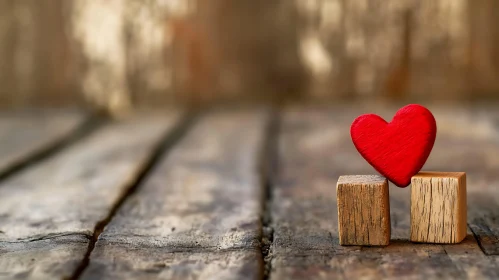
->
[337,175,391,246]
[411,172,467,244]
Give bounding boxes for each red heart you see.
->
[350,104,437,188]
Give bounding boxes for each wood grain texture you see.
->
[422,106,499,255]
[271,106,499,280]
[411,172,467,244]
[83,244,262,280]
[0,110,87,176]
[468,194,499,255]
[337,175,390,246]
[81,110,269,280]
[0,235,89,280]
[0,112,181,279]
[271,107,371,280]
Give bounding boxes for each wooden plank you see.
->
[468,195,499,255]
[271,106,499,279]
[83,245,262,280]
[271,107,372,280]
[0,235,88,279]
[81,110,269,279]
[0,112,181,279]
[0,110,88,177]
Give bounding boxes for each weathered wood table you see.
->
[0,105,498,279]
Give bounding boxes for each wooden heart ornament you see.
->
[350,104,437,188]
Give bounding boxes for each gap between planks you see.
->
[261,110,280,280]
[68,112,198,280]
[0,112,101,181]
[0,111,186,279]
[77,108,275,279]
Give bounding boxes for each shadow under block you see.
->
[337,175,391,246]
[410,172,467,244]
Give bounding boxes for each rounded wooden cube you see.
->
[336,175,390,246]
[410,172,467,244]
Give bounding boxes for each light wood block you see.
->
[337,175,390,246]
[411,172,467,244]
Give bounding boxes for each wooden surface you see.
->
[81,110,269,279]
[0,112,182,279]
[271,105,499,279]
[0,110,88,177]
[337,175,390,246]
[0,106,498,279]
[411,172,467,244]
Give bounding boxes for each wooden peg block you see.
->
[337,175,390,246]
[411,172,467,244]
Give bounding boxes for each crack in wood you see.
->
[261,109,279,280]
[469,223,499,256]
[0,114,104,181]
[66,112,198,280]
[3,232,92,244]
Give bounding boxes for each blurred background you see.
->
[1,0,499,114]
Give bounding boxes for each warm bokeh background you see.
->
[1,0,499,114]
